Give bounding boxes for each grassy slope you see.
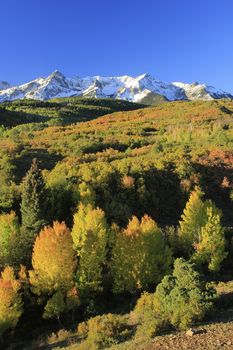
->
[0,97,145,127]
[2,99,233,350]
[16,99,233,159]
[109,280,233,350]
[3,99,232,223]
[29,282,233,350]
[108,320,233,350]
[6,99,233,165]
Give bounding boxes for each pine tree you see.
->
[71,204,109,295]
[111,215,172,293]
[134,258,215,336]
[20,159,47,263]
[153,258,215,330]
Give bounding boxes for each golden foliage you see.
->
[0,266,23,336]
[30,221,77,294]
[111,215,172,293]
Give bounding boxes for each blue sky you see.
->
[1,0,233,91]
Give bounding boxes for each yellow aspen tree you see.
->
[192,205,227,272]
[0,266,23,337]
[29,222,78,319]
[71,204,109,294]
[179,187,207,253]
[111,215,172,293]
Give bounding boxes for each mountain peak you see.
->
[191,81,200,87]
[48,70,66,80]
[137,73,153,80]
[0,73,232,103]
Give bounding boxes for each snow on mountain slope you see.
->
[172,81,233,101]
[0,71,232,103]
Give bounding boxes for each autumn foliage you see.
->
[0,266,23,337]
[30,221,76,294]
[179,187,227,271]
[0,212,20,269]
[111,215,172,293]
[0,99,232,342]
[71,204,109,294]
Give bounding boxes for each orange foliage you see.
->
[0,266,23,336]
[122,175,135,188]
[30,221,77,294]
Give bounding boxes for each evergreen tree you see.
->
[134,258,215,336]
[20,159,47,263]
[153,258,215,329]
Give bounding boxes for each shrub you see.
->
[76,313,132,350]
[77,321,89,338]
[47,329,72,344]
[134,292,165,338]
[133,258,215,337]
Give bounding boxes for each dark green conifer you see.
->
[20,159,47,263]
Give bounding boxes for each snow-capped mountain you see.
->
[172,81,232,101]
[0,71,232,103]
[0,81,11,90]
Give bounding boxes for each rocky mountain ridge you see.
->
[0,71,232,103]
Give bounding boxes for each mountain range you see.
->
[0,71,232,103]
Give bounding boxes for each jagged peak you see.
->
[0,72,232,103]
[191,81,200,87]
[47,70,66,80]
[136,73,154,81]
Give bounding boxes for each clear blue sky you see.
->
[1,0,233,91]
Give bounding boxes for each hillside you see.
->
[9,282,233,349]
[1,98,233,349]
[0,97,145,127]
[52,319,233,350]
[1,99,232,223]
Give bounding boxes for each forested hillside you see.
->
[0,98,233,349]
[0,97,145,127]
